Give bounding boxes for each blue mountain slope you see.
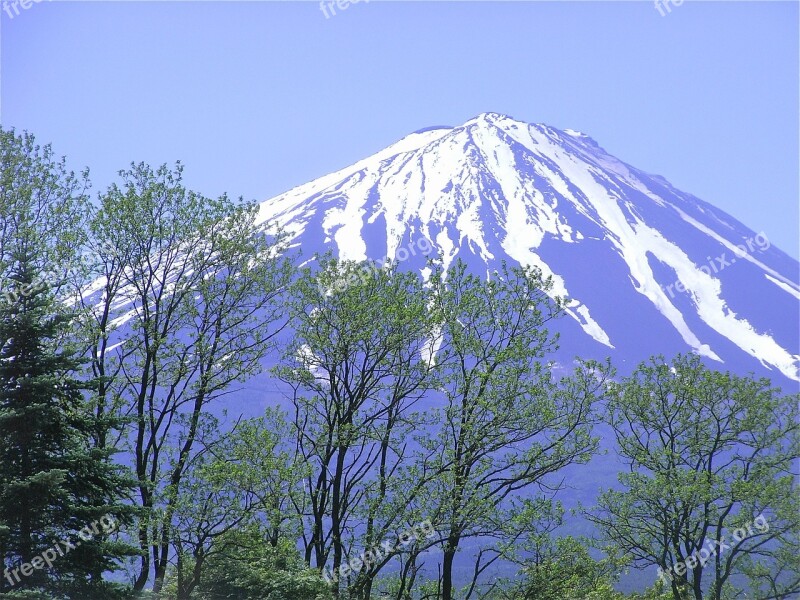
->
[256,112,799,387]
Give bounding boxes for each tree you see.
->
[422,260,611,600]
[168,410,305,600]
[0,128,89,295]
[82,162,294,593]
[276,258,440,599]
[0,128,136,599]
[491,534,625,600]
[188,525,333,600]
[738,534,800,600]
[588,354,800,600]
[0,252,136,599]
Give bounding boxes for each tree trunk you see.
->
[692,567,704,600]
[442,534,460,600]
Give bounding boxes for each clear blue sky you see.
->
[2,1,798,258]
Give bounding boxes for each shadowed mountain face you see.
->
[256,112,799,385]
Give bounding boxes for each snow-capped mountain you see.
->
[256,112,799,384]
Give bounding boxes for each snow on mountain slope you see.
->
[256,112,800,383]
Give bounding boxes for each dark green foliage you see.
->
[190,526,333,600]
[0,128,137,599]
[0,254,137,599]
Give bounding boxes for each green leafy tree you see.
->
[276,258,440,599]
[500,535,625,600]
[737,537,800,600]
[588,354,800,600]
[422,260,611,600]
[0,128,89,296]
[169,410,305,600]
[188,525,333,600]
[83,162,294,593]
[479,498,627,600]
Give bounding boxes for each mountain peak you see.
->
[257,116,800,383]
[469,111,515,122]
